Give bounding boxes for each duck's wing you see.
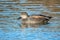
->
[29,16,45,21]
[38,14,52,19]
[30,14,52,19]
[31,14,47,17]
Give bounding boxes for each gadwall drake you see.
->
[18,12,52,24]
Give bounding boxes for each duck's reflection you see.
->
[21,23,39,28]
[21,21,46,28]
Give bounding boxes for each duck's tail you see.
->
[39,15,52,19]
[46,16,52,20]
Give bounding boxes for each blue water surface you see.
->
[0,0,60,40]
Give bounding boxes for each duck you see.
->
[18,12,52,24]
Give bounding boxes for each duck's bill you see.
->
[17,17,22,20]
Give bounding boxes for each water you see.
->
[0,0,60,40]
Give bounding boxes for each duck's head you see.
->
[18,12,29,20]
